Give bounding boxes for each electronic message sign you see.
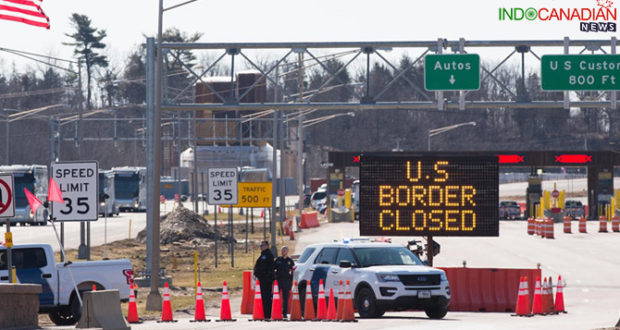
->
[359,154,498,237]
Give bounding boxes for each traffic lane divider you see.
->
[439,267,541,312]
[300,211,320,229]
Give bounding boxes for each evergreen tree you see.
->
[64,13,108,109]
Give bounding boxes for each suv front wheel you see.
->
[355,287,383,318]
[424,304,448,319]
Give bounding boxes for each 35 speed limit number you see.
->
[51,162,99,221]
[207,168,238,205]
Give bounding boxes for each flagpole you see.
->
[47,207,82,307]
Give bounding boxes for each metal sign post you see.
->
[208,168,238,268]
[0,174,15,283]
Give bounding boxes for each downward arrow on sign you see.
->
[449,75,456,85]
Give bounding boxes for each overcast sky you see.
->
[0,0,617,71]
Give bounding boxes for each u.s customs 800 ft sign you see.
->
[359,154,498,237]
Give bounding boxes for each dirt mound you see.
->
[137,205,233,245]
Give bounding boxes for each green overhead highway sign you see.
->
[424,54,480,91]
[541,55,620,91]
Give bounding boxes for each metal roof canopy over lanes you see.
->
[144,37,619,306]
[328,150,620,219]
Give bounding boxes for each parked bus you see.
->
[0,165,48,225]
[110,167,146,212]
[99,170,119,216]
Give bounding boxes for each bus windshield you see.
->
[13,173,35,208]
[115,174,139,199]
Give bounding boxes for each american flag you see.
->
[0,0,49,29]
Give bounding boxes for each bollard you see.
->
[579,217,587,233]
[527,218,535,235]
[599,215,608,233]
[563,216,571,234]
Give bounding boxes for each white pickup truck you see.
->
[0,244,134,325]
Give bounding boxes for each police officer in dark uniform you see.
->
[273,246,295,319]
[253,240,275,319]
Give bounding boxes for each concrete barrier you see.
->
[439,267,541,312]
[300,211,320,228]
[331,209,352,223]
[76,289,130,330]
[0,283,42,329]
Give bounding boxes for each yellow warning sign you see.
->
[5,231,13,248]
[223,182,272,208]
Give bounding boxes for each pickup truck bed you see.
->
[1,244,133,325]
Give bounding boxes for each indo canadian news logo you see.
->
[499,0,617,32]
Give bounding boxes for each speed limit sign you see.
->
[207,168,238,205]
[51,161,99,221]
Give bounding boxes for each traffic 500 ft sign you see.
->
[51,162,99,221]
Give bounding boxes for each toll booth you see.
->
[525,175,542,219]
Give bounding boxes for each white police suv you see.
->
[294,240,450,319]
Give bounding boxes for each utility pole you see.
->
[146,32,163,310]
[279,110,285,246]
[4,111,9,164]
[76,59,89,260]
[193,111,198,213]
[296,52,304,231]
[270,112,277,255]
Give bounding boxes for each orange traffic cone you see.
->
[532,277,544,315]
[251,280,265,321]
[159,282,176,322]
[340,280,356,322]
[303,283,315,320]
[326,287,337,321]
[554,275,566,313]
[271,280,283,321]
[541,278,550,314]
[189,281,208,322]
[127,283,141,323]
[289,281,303,321]
[547,277,555,314]
[316,279,327,320]
[217,280,236,321]
[336,280,344,320]
[513,276,531,316]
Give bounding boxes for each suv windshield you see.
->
[312,192,326,200]
[352,247,423,267]
[500,201,518,207]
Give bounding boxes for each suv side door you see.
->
[328,247,360,294]
[309,247,338,296]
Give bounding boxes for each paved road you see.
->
[35,220,620,329]
[293,220,620,330]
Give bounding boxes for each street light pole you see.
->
[424,120,475,266]
[145,0,164,311]
[427,121,476,151]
